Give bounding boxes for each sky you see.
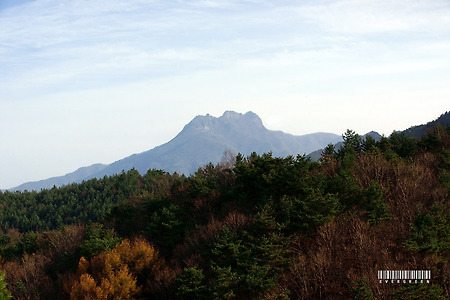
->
[1,0,449,189]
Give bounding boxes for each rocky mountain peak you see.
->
[10,110,343,191]
[221,111,243,119]
[186,111,264,133]
[243,111,264,128]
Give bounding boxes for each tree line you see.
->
[0,125,449,299]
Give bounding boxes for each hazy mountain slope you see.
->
[402,111,450,138]
[10,111,342,191]
[13,110,449,191]
[11,163,107,191]
[93,111,342,177]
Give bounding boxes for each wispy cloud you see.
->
[2,0,448,97]
[1,0,449,188]
[292,0,450,34]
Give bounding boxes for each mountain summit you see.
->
[11,111,342,191]
[91,111,342,179]
[184,111,264,134]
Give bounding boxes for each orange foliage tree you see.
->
[70,237,159,300]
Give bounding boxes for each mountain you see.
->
[306,131,382,161]
[12,163,107,192]
[90,111,342,178]
[402,111,450,138]
[10,111,342,191]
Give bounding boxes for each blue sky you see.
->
[1,0,449,189]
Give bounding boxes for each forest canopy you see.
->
[0,125,449,299]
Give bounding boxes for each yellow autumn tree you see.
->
[70,237,158,300]
[114,238,158,274]
[70,274,101,300]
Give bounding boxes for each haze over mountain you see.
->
[10,164,107,192]
[11,111,342,191]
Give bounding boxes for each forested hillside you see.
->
[0,126,449,299]
[403,111,450,138]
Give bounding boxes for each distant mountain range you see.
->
[11,111,342,191]
[11,110,449,191]
[11,164,108,192]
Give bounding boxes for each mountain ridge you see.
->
[12,163,107,192]
[402,111,449,138]
[10,111,342,191]
[11,110,449,191]
[88,111,342,179]
[307,111,450,161]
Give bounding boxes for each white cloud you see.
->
[292,0,450,35]
[1,0,450,188]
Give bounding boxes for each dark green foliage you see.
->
[378,135,391,152]
[145,201,186,248]
[428,128,446,151]
[389,131,417,158]
[233,152,315,208]
[233,152,338,233]
[79,223,121,259]
[188,165,218,198]
[437,149,450,189]
[175,207,290,299]
[377,135,398,161]
[175,267,208,299]
[0,231,39,261]
[362,181,390,224]
[279,190,338,233]
[202,225,288,298]
[213,211,287,297]
[362,135,377,153]
[209,265,239,300]
[110,198,189,250]
[18,232,38,255]
[405,204,450,256]
[418,125,450,153]
[328,167,363,208]
[350,276,373,300]
[336,129,363,161]
[108,170,190,250]
[321,143,336,161]
[0,169,145,232]
[392,284,447,300]
[142,169,186,199]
